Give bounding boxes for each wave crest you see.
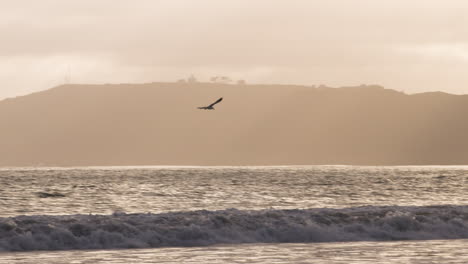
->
[1,205,468,251]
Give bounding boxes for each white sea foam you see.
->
[1,205,468,252]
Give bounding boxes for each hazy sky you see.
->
[1,0,468,99]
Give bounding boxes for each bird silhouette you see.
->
[198,97,223,110]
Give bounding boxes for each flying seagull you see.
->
[198,97,223,110]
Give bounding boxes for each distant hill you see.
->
[1,82,468,166]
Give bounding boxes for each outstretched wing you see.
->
[208,97,223,108]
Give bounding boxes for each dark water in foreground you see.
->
[0,166,467,263]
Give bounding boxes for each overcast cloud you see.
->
[1,0,468,99]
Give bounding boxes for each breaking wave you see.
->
[1,205,468,252]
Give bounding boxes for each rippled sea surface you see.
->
[1,166,467,216]
[1,166,468,263]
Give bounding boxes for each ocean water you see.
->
[1,166,468,263]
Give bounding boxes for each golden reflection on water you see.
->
[0,166,467,217]
[2,240,468,264]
